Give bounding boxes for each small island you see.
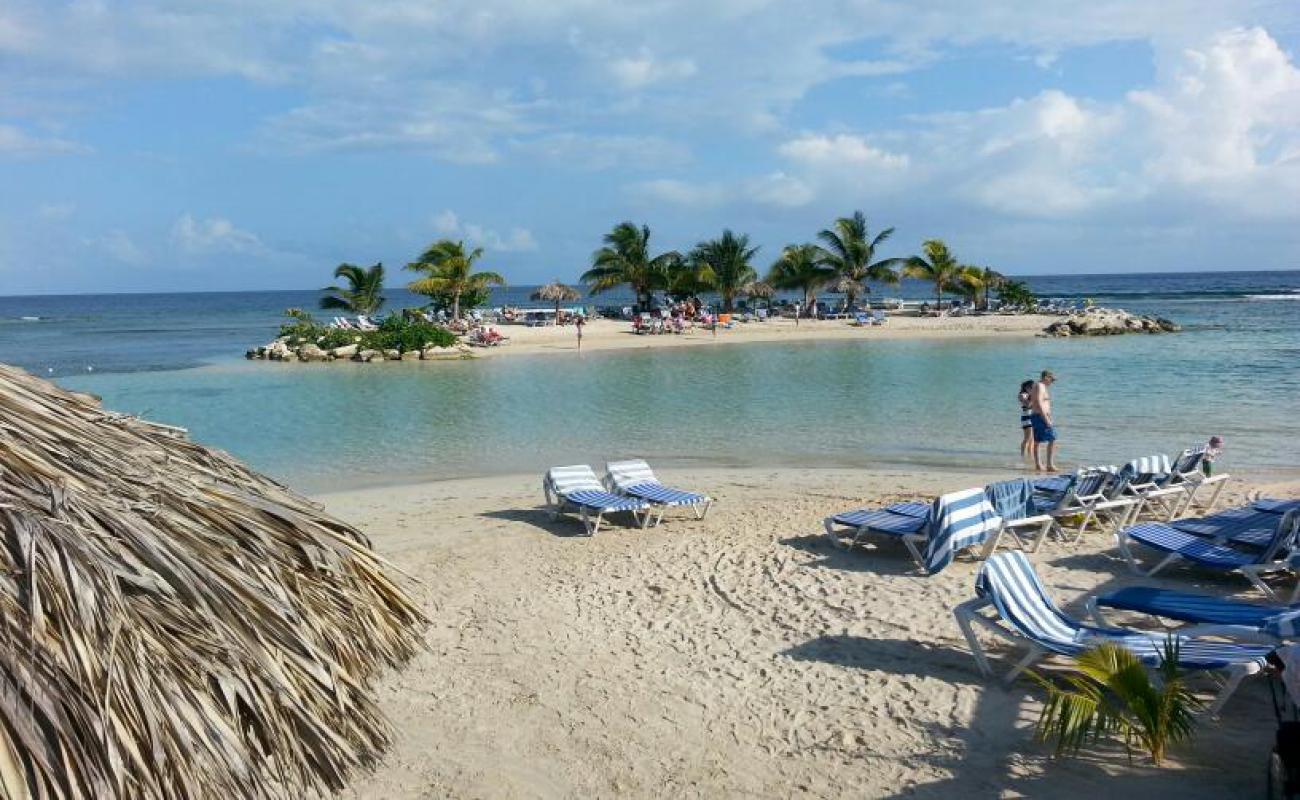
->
[246,214,1180,364]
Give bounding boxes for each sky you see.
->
[2,1,1300,295]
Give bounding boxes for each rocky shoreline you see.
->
[246,339,474,363]
[1040,307,1180,337]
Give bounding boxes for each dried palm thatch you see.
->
[0,364,426,799]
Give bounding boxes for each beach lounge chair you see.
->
[953,551,1271,715]
[1114,509,1300,595]
[1124,449,1228,520]
[756,308,769,322]
[543,465,652,535]
[1033,467,1137,541]
[823,486,1005,574]
[851,311,872,327]
[1086,586,1300,643]
[604,459,713,523]
[871,310,887,325]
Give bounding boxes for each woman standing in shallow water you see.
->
[1018,380,1036,461]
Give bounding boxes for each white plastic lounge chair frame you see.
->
[603,459,713,524]
[543,465,651,535]
[1126,449,1230,521]
[954,552,1268,716]
[822,486,1045,571]
[1040,469,1138,543]
[1115,510,1300,598]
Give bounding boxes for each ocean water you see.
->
[1,271,1296,492]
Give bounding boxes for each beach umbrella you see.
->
[531,281,582,323]
[0,363,426,800]
[741,280,774,309]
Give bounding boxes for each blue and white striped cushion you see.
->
[923,488,1002,574]
[1257,499,1300,514]
[1264,610,1300,639]
[1125,522,1258,567]
[605,459,658,492]
[623,482,705,507]
[1097,587,1288,628]
[564,489,647,512]
[886,501,931,518]
[831,508,928,535]
[1173,508,1280,548]
[978,553,1270,669]
[548,464,606,495]
[1127,454,1172,484]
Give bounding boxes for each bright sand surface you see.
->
[322,468,1300,799]
[470,313,1048,358]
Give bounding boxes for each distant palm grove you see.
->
[318,210,1035,317]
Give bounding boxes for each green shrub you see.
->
[271,308,457,354]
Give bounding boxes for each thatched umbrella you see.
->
[530,281,581,323]
[741,280,774,309]
[0,364,426,799]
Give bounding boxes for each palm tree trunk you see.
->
[453,292,461,321]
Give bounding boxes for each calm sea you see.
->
[1,271,1296,492]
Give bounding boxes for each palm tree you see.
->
[766,243,834,317]
[320,262,385,315]
[975,267,1006,310]
[690,229,758,312]
[582,221,681,310]
[998,279,1037,309]
[1031,639,1201,766]
[953,265,985,307]
[405,240,505,321]
[815,211,903,311]
[665,258,713,302]
[903,239,963,310]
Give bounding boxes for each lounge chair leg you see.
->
[823,517,847,549]
[954,599,994,677]
[1005,644,1045,683]
[1205,664,1256,717]
[903,534,928,571]
[1083,597,1109,627]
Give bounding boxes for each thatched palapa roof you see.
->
[530,281,581,304]
[0,364,426,799]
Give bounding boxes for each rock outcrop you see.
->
[1041,308,1180,338]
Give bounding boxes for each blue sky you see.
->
[2,1,1300,294]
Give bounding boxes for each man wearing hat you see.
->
[1029,369,1058,472]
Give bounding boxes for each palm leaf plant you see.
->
[998,279,1038,309]
[766,243,834,319]
[902,239,963,310]
[405,240,505,321]
[690,229,759,312]
[815,211,903,310]
[582,221,681,311]
[1030,639,1202,766]
[954,265,985,307]
[320,262,386,315]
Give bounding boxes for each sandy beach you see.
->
[322,467,1300,799]
[470,314,1048,358]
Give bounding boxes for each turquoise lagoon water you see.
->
[2,271,1297,492]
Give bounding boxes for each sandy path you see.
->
[324,469,1299,799]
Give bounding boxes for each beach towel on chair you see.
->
[923,488,1003,574]
[985,478,1035,522]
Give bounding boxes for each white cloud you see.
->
[607,50,697,89]
[431,210,539,252]
[778,134,910,171]
[745,172,816,208]
[97,230,148,265]
[0,123,86,156]
[170,214,265,254]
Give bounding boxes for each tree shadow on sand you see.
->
[783,627,1272,797]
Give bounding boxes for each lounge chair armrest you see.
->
[1005,514,1053,528]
